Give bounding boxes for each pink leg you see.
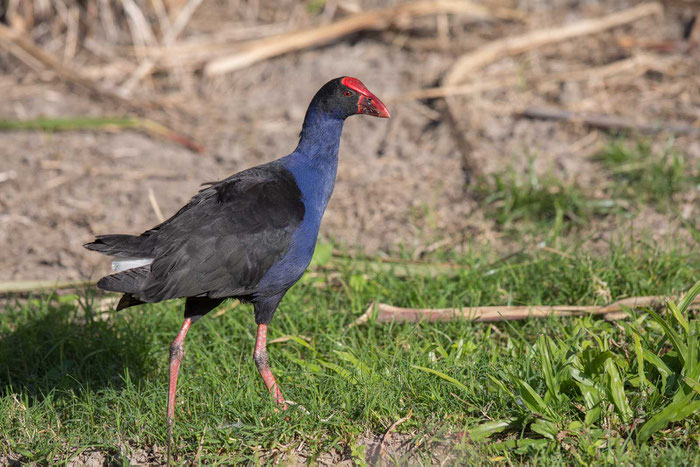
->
[253,324,287,409]
[167,318,192,465]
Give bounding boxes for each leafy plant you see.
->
[468,279,700,452]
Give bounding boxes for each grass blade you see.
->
[531,418,559,440]
[642,349,672,392]
[412,365,470,394]
[677,279,700,314]
[683,377,700,396]
[272,335,315,350]
[513,378,550,416]
[317,359,358,384]
[604,359,632,422]
[666,301,689,334]
[632,331,648,390]
[645,308,687,364]
[488,374,517,401]
[538,335,559,403]
[468,418,518,442]
[637,394,700,443]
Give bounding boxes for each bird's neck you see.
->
[294,104,345,159]
[284,106,345,213]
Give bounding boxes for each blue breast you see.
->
[256,114,343,295]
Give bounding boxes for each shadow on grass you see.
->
[0,294,155,402]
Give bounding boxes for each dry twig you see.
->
[349,295,700,327]
[378,409,413,461]
[120,0,204,95]
[147,187,166,223]
[204,0,522,76]
[443,2,663,87]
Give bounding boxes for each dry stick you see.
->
[0,24,204,153]
[122,0,158,50]
[135,22,293,69]
[0,30,44,72]
[151,0,172,36]
[204,0,523,76]
[443,2,663,87]
[98,0,120,43]
[120,0,204,95]
[378,408,413,461]
[350,295,700,327]
[520,107,700,136]
[147,186,166,223]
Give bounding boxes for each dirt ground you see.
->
[0,0,698,282]
[9,432,456,465]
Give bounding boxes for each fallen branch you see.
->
[350,295,700,327]
[204,0,522,76]
[444,2,662,87]
[520,107,700,136]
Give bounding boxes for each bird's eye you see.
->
[343,90,352,97]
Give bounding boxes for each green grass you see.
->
[475,140,699,237]
[474,159,596,229]
[1,240,699,464]
[593,139,699,208]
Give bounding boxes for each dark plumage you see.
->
[87,162,305,310]
[84,76,389,463]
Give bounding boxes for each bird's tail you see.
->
[97,266,152,311]
[116,293,146,311]
[97,266,149,294]
[84,234,151,257]
[86,235,155,311]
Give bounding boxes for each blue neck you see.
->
[295,103,345,158]
[283,103,345,214]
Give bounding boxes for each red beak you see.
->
[358,93,390,118]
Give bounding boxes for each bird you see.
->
[84,76,389,461]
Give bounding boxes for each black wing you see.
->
[93,161,305,302]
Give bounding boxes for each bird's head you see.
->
[311,77,390,120]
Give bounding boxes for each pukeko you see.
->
[84,77,389,458]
